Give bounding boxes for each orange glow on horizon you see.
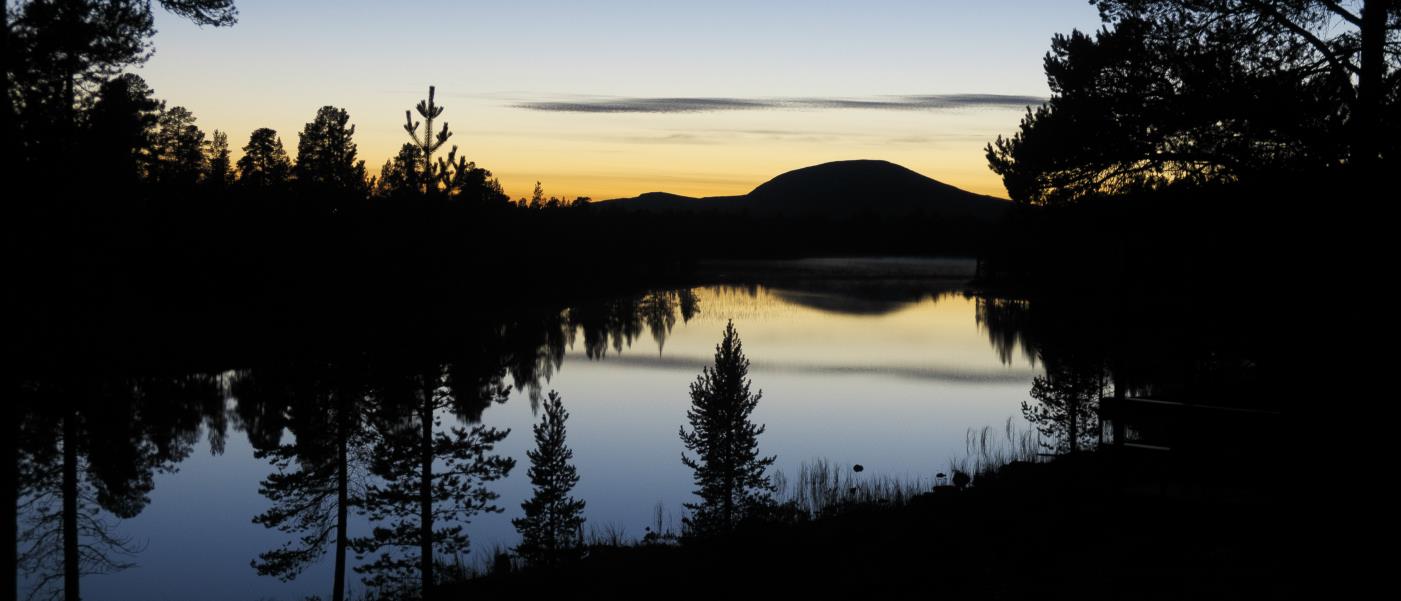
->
[197,96,1018,203]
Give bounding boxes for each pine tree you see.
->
[512,391,586,568]
[247,363,368,601]
[149,105,206,188]
[352,364,514,596]
[403,86,450,196]
[401,85,507,202]
[294,105,367,197]
[679,320,776,537]
[205,129,233,190]
[17,374,222,601]
[6,1,235,175]
[86,73,162,187]
[1022,360,1104,454]
[236,127,291,191]
[374,143,424,198]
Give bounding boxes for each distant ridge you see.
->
[595,160,1008,222]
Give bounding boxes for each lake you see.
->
[17,258,1058,601]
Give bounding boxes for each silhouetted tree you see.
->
[677,289,701,322]
[512,391,585,568]
[6,0,236,170]
[85,73,161,187]
[403,86,450,196]
[679,320,776,537]
[353,364,514,596]
[567,296,646,360]
[1093,0,1399,172]
[526,181,545,208]
[295,105,367,199]
[205,129,233,190]
[228,369,293,453]
[17,393,141,601]
[17,374,223,601]
[639,292,678,353]
[236,127,291,191]
[395,85,507,204]
[247,364,368,601]
[375,143,424,198]
[987,1,1399,204]
[149,105,206,188]
[515,181,585,210]
[1023,361,1105,454]
[439,148,508,204]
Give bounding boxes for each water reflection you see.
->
[14,268,1270,601]
[13,280,1033,600]
[974,293,1274,455]
[17,373,227,601]
[234,361,370,601]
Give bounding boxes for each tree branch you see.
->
[1243,0,1361,75]
[1319,0,1364,27]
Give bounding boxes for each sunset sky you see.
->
[138,0,1104,200]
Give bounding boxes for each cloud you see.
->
[618,132,718,144]
[514,94,1044,114]
[517,97,771,113]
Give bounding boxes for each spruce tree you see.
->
[679,320,776,537]
[512,391,586,568]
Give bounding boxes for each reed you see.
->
[947,417,1043,480]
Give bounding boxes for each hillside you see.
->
[596,160,1009,222]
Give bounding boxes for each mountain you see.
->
[595,191,742,212]
[595,160,1008,222]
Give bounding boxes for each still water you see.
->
[18,261,1044,601]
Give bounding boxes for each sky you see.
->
[138,0,1105,200]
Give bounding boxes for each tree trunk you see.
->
[1356,0,1390,172]
[1068,397,1079,454]
[421,104,434,195]
[6,392,18,601]
[62,411,79,601]
[1112,374,1126,448]
[2,12,14,596]
[332,423,348,601]
[2,0,12,158]
[419,377,434,596]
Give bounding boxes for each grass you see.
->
[945,416,1045,480]
[770,418,1044,519]
[641,500,681,546]
[443,417,1049,593]
[772,458,929,518]
[586,522,630,548]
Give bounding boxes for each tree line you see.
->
[978,0,1398,291]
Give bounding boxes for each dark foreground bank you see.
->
[443,446,1289,601]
